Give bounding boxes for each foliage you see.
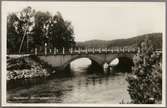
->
[7,6,75,54]
[126,37,162,104]
[44,12,75,50]
[7,6,35,53]
[32,11,51,51]
[7,13,20,53]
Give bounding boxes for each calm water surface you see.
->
[7,58,131,104]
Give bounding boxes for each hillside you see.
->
[76,33,162,49]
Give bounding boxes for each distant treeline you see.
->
[77,33,162,49]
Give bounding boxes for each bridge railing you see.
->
[33,47,138,56]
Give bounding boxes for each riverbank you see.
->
[7,55,51,80]
[7,55,52,89]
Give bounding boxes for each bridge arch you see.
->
[62,54,106,69]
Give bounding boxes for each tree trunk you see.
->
[19,31,26,54]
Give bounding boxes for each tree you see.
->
[17,6,35,53]
[32,11,51,52]
[7,7,35,54]
[45,12,75,50]
[7,13,20,54]
[127,37,162,104]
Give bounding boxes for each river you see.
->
[7,58,131,104]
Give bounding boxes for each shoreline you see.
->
[7,55,53,89]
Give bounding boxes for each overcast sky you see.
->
[2,1,165,41]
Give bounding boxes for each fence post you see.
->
[117,48,119,53]
[92,48,95,54]
[57,49,59,54]
[105,48,107,53]
[86,48,88,54]
[35,48,37,55]
[63,47,65,55]
[49,49,52,54]
[78,48,81,54]
[44,43,47,56]
[99,48,101,53]
[122,48,124,53]
[111,48,113,53]
[54,48,56,55]
[71,48,73,54]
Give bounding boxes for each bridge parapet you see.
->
[34,47,137,56]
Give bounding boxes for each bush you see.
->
[7,57,31,70]
[127,38,162,104]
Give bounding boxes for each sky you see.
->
[2,1,165,42]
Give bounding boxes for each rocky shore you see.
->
[7,55,52,89]
[7,55,50,81]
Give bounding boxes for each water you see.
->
[7,58,131,104]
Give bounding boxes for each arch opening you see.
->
[109,57,134,73]
[70,58,92,73]
[67,57,103,76]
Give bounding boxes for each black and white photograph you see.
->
[1,1,166,107]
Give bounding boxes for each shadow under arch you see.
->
[110,56,134,73]
[63,55,104,74]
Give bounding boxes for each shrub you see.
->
[127,38,162,104]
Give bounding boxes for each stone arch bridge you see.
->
[36,48,137,71]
